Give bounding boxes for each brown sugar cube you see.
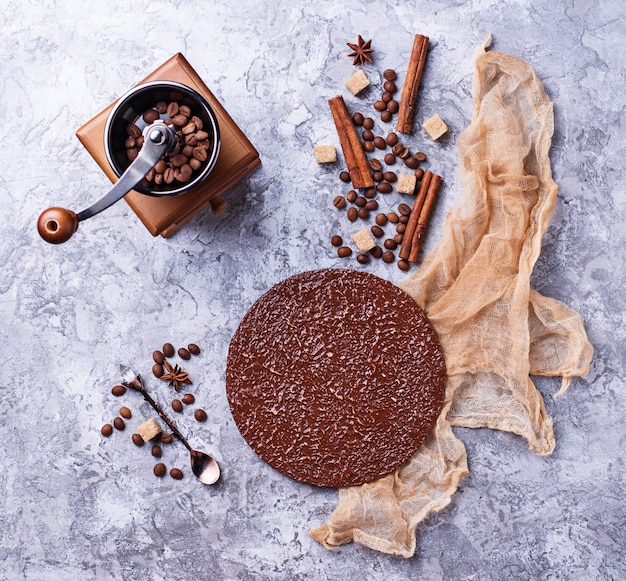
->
[422,114,448,141]
[314,145,337,164]
[352,229,376,253]
[345,70,370,96]
[397,173,417,194]
[136,418,161,442]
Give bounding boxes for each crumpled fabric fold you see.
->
[310,45,593,558]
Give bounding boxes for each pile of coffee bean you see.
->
[101,341,210,481]
[330,68,430,270]
[124,100,212,186]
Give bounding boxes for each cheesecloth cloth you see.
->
[310,44,594,558]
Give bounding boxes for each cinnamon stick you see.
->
[398,170,433,261]
[396,34,429,134]
[408,173,441,263]
[328,95,374,189]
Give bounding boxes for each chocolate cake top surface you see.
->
[226,268,446,487]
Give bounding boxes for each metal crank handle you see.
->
[37,121,177,244]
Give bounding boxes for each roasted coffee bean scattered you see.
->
[376,182,392,194]
[363,141,375,153]
[362,117,375,130]
[374,100,386,112]
[372,170,384,182]
[170,468,184,480]
[380,110,392,123]
[384,171,397,183]
[387,212,400,224]
[383,69,397,81]
[182,393,195,405]
[371,225,384,238]
[369,158,383,171]
[386,132,399,146]
[384,238,397,250]
[384,153,396,165]
[398,203,412,216]
[356,253,370,265]
[394,233,404,244]
[338,246,352,258]
[172,399,183,413]
[113,417,125,431]
[339,171,351,182]
[152,363,164,378]
[371,245,383,259]
[375,213,387,226]
[152,351,165,365]
[346,190,358,203]
[111,384,126,397]
[357,208,370,220]
[161,433,174,444]
[331,235,343,247]
[399,214,410,224]
[101,424,113,437]
[188,343,201,356]
[382,250,395,263]
[387,100,399,114]
[119,406,132,419]
[365,200,379,211]
[352,112,364,126]
[194,409,208,422]
[383,80,397,93]
[347,207,358,222]
[397,223,407,234]
[178,347,191,360]
[151,445,162,458]
[154,463,167,477]
[163,343,175,358]
[333,195,347,209]
[132,433,145,447]
[363,187,377,199]
[415,168,425,180]
[362,129,374,141]
[355,196,367,208]
[398,259,410,272]
[415,151,427,161]
[381,91,393,103]
[405,156,419,169]
[373,136,386,149]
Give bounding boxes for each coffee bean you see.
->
[384,171,397,183]
[154,159,167,173]
[163,167,175,184]
[356,254,370,264]
[113,417,125,431]
[382,250,395,263]
[155,101,167,114]
[376,182,392,194]
[383,80,397,93]
[398,147,411,160]
[111,385,126,397]
[132,433,144,447]
[363,187,377,199]
[346,189,358,203]
[371,245,383,259]
[172,399,183,413]
[387,212,399,224]
[166,102,179,117]
[399,214,410,224]
[373,136,386,149]
[398,203,412,216]
[170,468,184,480]
[143,108,160,123]
[396,223,407,234]
[369,158,383,171]
[178,347,191,360]
[192,146,208,162]
[372,171,384,182]
[362,117,375,130]
[333,195,347,209]
[161,433,173,444]
[365,200,379,211]
[182,393,195,405]
[394,233,404,244]
[357,208,370,220]
[339,171,351,183]
[194,409,208,422]
[126,123,141,138]
[163,343,175,357]
[386,132,398,146]
[152,363,164,378]
[355,196,367,207]
[405,156,419,169]
[172,114,188,127]
[175,164,193,183]
[398,259,410,272]
[153,350,165,364]
[415,151,427,161]
[124,137,136,148]
[188,343,201,355]
[380,111,392,123]
[337,246,352,258]
[126,148,138,162]
[347,208,358,222]
[331,234,343,247]
[374,100,386,111]
[363,141,375,153]
[119,406,132,419]
[384,153,396,165]
[361,129,374,141]
[375,213,388,226]
[415,168,425,180]
[392,143,404,156]
[101,424,113,437]
[352,112,364,126]
[182,122,197,135]
[154,463,167,477]
[371,225,384,238]
[151,445,162,458]
[382,91,393,103]
[384,238,397,250]
[387,100,399,114]
[170,153,189,168]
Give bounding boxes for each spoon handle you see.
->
[123,373,192,451]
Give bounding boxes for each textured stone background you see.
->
[0,0,624,579]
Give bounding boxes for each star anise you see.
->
[161,360,192,392]
[347,35,374,66]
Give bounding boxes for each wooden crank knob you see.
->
[37,207,79,244]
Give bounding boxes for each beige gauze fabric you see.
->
[310,45,594,558]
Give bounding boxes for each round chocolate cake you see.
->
[226,269,446,487]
